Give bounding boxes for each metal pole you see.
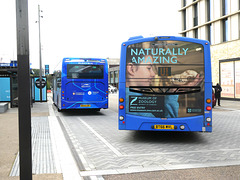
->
[38,4,43,102]
[16,0,32,179]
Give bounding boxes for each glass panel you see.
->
[114,71,118,83]
[126,41,205,118]
[110,72,114,83]
[12,76,18,107]
[0,77,10,102]
[221,62,234,98]
[235,61,240,98]
[67,65,104,79]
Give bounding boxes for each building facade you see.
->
[107,58,120,89]
[179,0,240,99]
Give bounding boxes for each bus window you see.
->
[67,65,104,79]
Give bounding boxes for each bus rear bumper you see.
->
[119,115,212,132]
[61,101,108,110]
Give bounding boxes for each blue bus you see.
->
[53,58,108,111]
[118,36,212,132]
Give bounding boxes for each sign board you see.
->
[34,77,47,102]
[45,65,49,75]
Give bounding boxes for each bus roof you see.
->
[62,58,107,64]
[126,36,210,45]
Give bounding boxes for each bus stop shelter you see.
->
[0,63,47,107]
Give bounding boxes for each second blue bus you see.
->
[53,58,108,111]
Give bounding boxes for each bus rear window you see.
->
[67,65,104,79]
[125,40,205,118]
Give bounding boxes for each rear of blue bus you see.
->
[60,58,108,110]
[118,36,212,132]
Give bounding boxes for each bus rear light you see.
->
[206,106,211,111]
[122,121,125,124]
[180,125,185,130]
[63,104,65,106]
[62,94,64,96]
[119,116,124,120]
[73,92,76,95]
[206,99,211,103]
[207,123,210,126]
[119,105,124,109]
[119,98,124,103]
[62,91,64,93]
[206,117,211,122]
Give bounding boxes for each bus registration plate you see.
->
[80,104,91,107]
[154,125,174,130]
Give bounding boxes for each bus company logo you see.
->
[88,91,92,95]
[81,83,90,88]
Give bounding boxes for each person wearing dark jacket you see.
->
[213,83,222,106]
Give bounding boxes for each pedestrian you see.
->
[213,83,222,106]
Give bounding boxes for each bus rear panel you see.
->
[118,36,212,132]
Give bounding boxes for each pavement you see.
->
[0,96,240,180]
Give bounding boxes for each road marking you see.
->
[79,118,123,157]
[79,160,240,177]
[120,148,240,157]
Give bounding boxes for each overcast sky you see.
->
[0,0,181,73]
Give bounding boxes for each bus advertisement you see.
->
[118,36,212,132]
[53,58,108,111]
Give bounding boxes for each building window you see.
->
[183,10,186,30]
[193,3,198,26]
[222,18,228,42]
[206,24,212,42]
[183,0,186,7]
[194,29,198,38]
[222,0,228,16]
[206,0,211,21]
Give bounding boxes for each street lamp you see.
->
[38,4,43,102]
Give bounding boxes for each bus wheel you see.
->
[58,108,62,112]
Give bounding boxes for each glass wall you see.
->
[220,59,240,99]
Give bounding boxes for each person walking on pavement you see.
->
[213,83,222,106]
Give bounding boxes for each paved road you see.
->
[53,94,240,179]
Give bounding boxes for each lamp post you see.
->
[38,4,43,102]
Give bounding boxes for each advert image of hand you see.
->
[171,70,203,86]
[185,73,203,86]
